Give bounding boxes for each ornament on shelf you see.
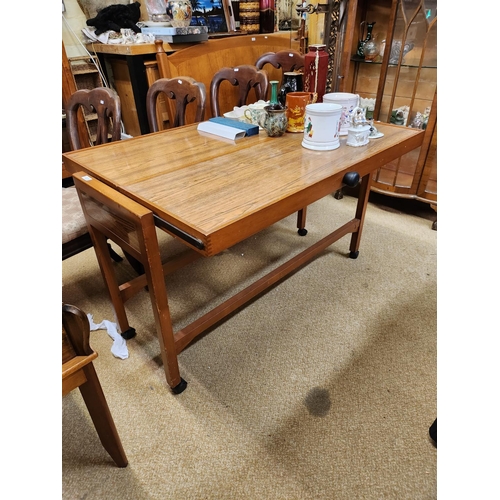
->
[356,21,376,58]
[239,0,260,34]
[259,0,275,33]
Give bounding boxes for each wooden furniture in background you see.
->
[337,0,437,225]
[63,303,128,467]
[209,65,269,117]
[146,77,206,130]
[144,59,170,130]
[63,121,424,393]
[88,34,298,135]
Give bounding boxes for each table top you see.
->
[63,123,423,256]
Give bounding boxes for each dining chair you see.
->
[62,87,123,261]
[146,76,207,130]
[63,303,128,467]
[209,65,269,117]
[255,49,305,94]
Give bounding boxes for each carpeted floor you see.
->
[62,193,437,499]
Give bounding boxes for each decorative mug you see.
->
[322,92,360,136]
[259,105,288,137]
[285,91,316,133]
[302,102,342,151]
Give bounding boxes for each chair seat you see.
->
[62,186,88,244]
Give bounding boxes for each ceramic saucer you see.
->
[369,131,384,139]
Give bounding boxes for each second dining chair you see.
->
[255,49,305,98]
[146,76,207,130]
[210,65,269,117]
[255,49,305,76]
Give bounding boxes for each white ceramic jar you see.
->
[302,103,342,151]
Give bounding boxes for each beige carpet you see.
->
[62,193,437,499]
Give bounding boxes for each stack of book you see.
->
[140,25,209,43]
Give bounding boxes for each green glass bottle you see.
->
[268,80,283,110]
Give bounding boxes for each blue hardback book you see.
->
[208,117,259,136]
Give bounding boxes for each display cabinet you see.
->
[337,0,437,226]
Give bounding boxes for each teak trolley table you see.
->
[63,122,423,393]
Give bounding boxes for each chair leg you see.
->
[79,363,128,467]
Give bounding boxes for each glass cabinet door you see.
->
[342,0,437,201]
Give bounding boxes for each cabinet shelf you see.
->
[350,56,437,69]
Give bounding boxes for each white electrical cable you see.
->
[62,13,109,88]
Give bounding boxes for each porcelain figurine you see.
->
[346,107,371,147]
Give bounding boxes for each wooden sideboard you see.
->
[89,33,300,136]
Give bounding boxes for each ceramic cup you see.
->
[242,100,268,125]
[285,92,316,133]
[224,106,249,122]
[259,105,288,137]
[322,92,360,136]
[244,106,266,126]
[302,102,342,151]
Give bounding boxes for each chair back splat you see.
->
[210,65,269,117]
[255,50,305,99]
[146,76,206,130]
[66,87,121,150]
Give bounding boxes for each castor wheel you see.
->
[349,250,359,259]
[342,171,360,187]
[121,327,137,340]
[298,228,308,236]
[171,378,187,394]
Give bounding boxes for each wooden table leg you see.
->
[349,173,373,258]
[89,228,136,340]
[296,207,308,236]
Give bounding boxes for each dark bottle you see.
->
[259,0,275,34]
[278,71,303,106]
